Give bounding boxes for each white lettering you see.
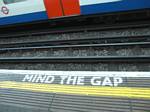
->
[114,77,123,86]
[77,77,85,85]
[91,77,101,85]
[102,77,113,86]
[22,74,123,87]
[22,74,34,82]
[60,76,68,84]
[35,75,47,83]
[66,76,77,85]
[45,76,55,83]
[32,75,38,82]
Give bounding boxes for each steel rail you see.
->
[0,35,149,48]
[0,56,150,63]
[0,20,150,38]
[0,41,150,52]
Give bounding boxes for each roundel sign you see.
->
[1,6,9,15]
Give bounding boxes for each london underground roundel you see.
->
[1,6,9,15]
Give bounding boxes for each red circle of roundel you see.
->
[1,6,9,15]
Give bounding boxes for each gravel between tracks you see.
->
[0,46,150,57]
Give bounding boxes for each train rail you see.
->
[0,35,149,49]
[0,41,150,52]
[0,56,150,63]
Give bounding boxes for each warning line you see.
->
[0,81,150,99]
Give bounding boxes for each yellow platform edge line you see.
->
[0,81,150,99]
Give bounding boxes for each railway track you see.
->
[0,39,150,64]
[0,19,150,71]
[0,32,149,57]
